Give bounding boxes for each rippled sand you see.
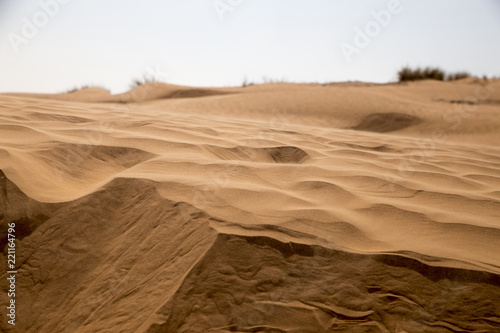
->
[1,79,499,332]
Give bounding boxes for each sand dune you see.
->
[1,80,499,332]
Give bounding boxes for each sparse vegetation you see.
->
[241,77,254,87]
[446,72,471,81]
[398,66,472,82]
[130,73,160,88]
[66,87,80,93]
[262,76,288,84]
[398,66,445,82]
[241,76,289,87]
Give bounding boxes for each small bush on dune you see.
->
[130,73,159,89]
[66,87,79,93]
[398,66,472,82]
[241,77,254,87]
[422,67,445,81]
[398,66,445,82]
[446,72,471,81]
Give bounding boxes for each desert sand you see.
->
[1,79,500,332]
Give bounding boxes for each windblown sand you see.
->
[1,79,500,332]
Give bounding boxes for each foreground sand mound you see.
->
[151,234,500,333]
[0,80,499,332]
[0,173,218,332]
[1,172,499,333]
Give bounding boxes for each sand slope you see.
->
[1,80,499,332]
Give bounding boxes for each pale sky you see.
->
[1,0,499,93]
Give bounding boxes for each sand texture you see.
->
[1,79,500,332]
